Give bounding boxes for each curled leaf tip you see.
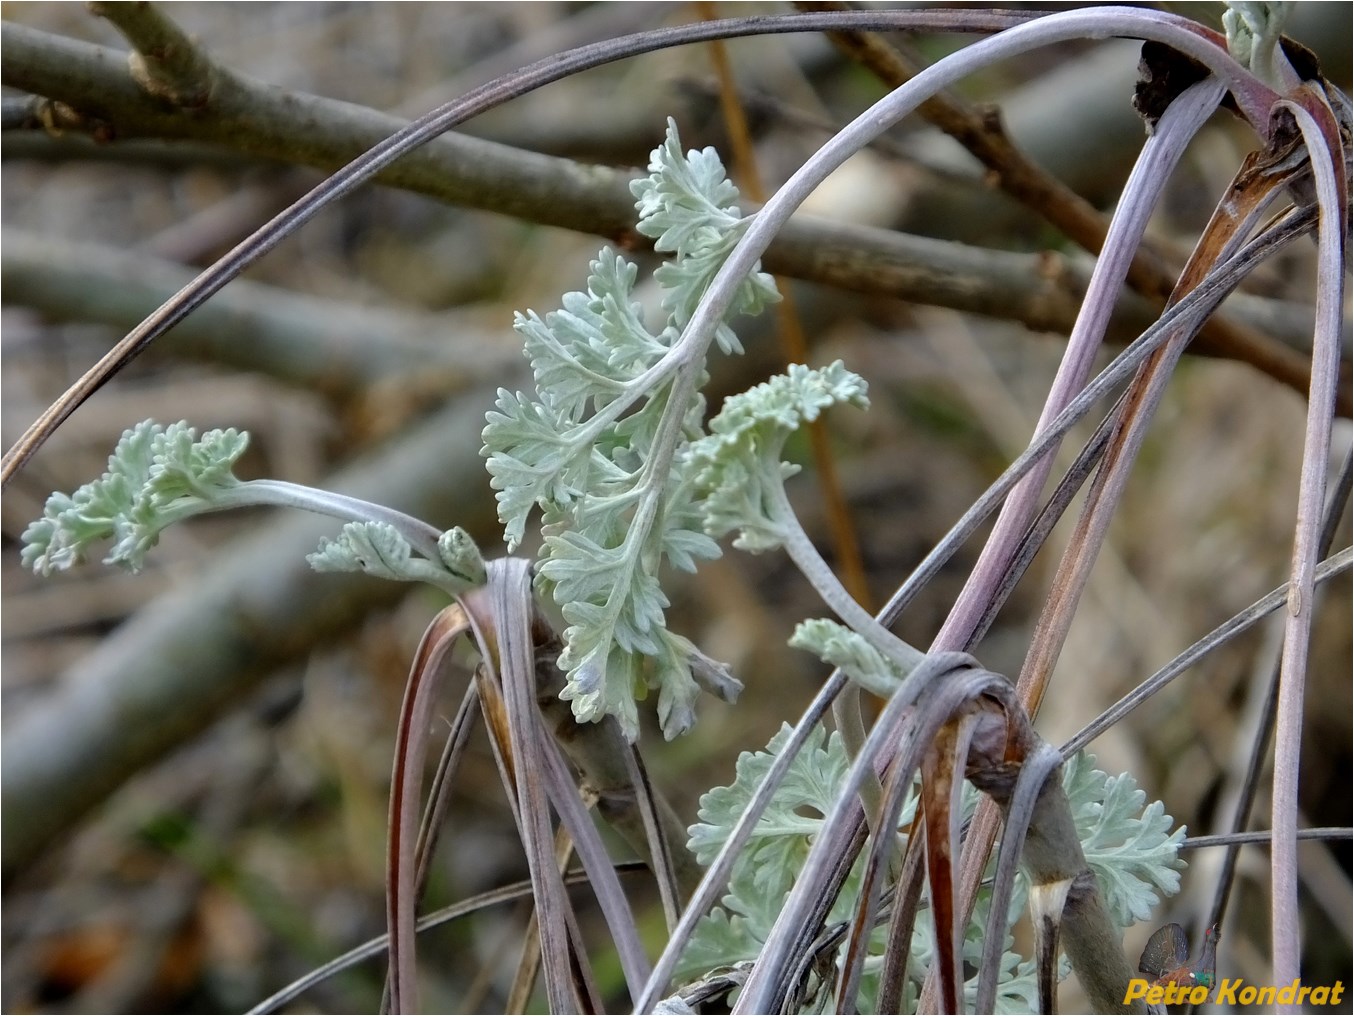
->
[20,419,249,576]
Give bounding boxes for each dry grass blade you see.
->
[872,203,1312,658]
[505,827,579,1015]
[1268,89,1348,989]
[529,620,701,903]
[967,412,1116,647]
[619,744,682,930]
[974,739,1062,1014]
[465,561,653,1012]
[1062,545,1352,758]
[932,74,1225,655]
[386,605,473,1015]
[1187,828,1354,851]
[1014,81,1300,718]
[834,756,919,1012]
[537,733,653,1000]
[411,682,480,903]
[796,0,1312,400]
[925,174,1319,1007]
[875,825,928,1014]
[476,559,586,1014]
[920,716,979,1014]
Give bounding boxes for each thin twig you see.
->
[2,230,516,401]
[91,1,216,107]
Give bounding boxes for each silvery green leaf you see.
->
[21,420,249,575]
[632,117,741,253]
[309,522,485,595]
[556,610,642,739]
[651,628,709,739]
[516,310,618,422]
[147,423,248,505]
[1223,2,1292,79]
[688,723,854,881]
[1064,751,1186,927]
[517,249,663,421]
[539,529,630,606]
[691,362,869,550]
[481,389,590,550]
[657,475,722,573]
[652,997,697,1016]
[667,630,742,703]
[660,522,721,573]
[308,521,416,580]
[789,618,904,698]
[694,456,787,553]
[437,527,487,587]
[683,724,882,986]
[483,118,794,739]
[631,119,779,356]
[652,240,780,357]
[677,879,766,980]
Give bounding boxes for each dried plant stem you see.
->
[386,607,468,1014]
[1015,75,1269,718]
[917,74,1227,1010]
[931,76,1224,655]
[1269,94,1347,995]
[1062,545,1352,759]
[1204,452,1352,941]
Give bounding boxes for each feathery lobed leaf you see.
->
[480,119,793,739]
[21,420,248,575]
[681,728,1183,1009]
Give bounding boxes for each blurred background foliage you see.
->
[1,2,1349,1012]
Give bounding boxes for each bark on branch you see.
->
[2,19,1340,412]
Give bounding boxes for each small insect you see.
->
[1138,922,1219,989]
